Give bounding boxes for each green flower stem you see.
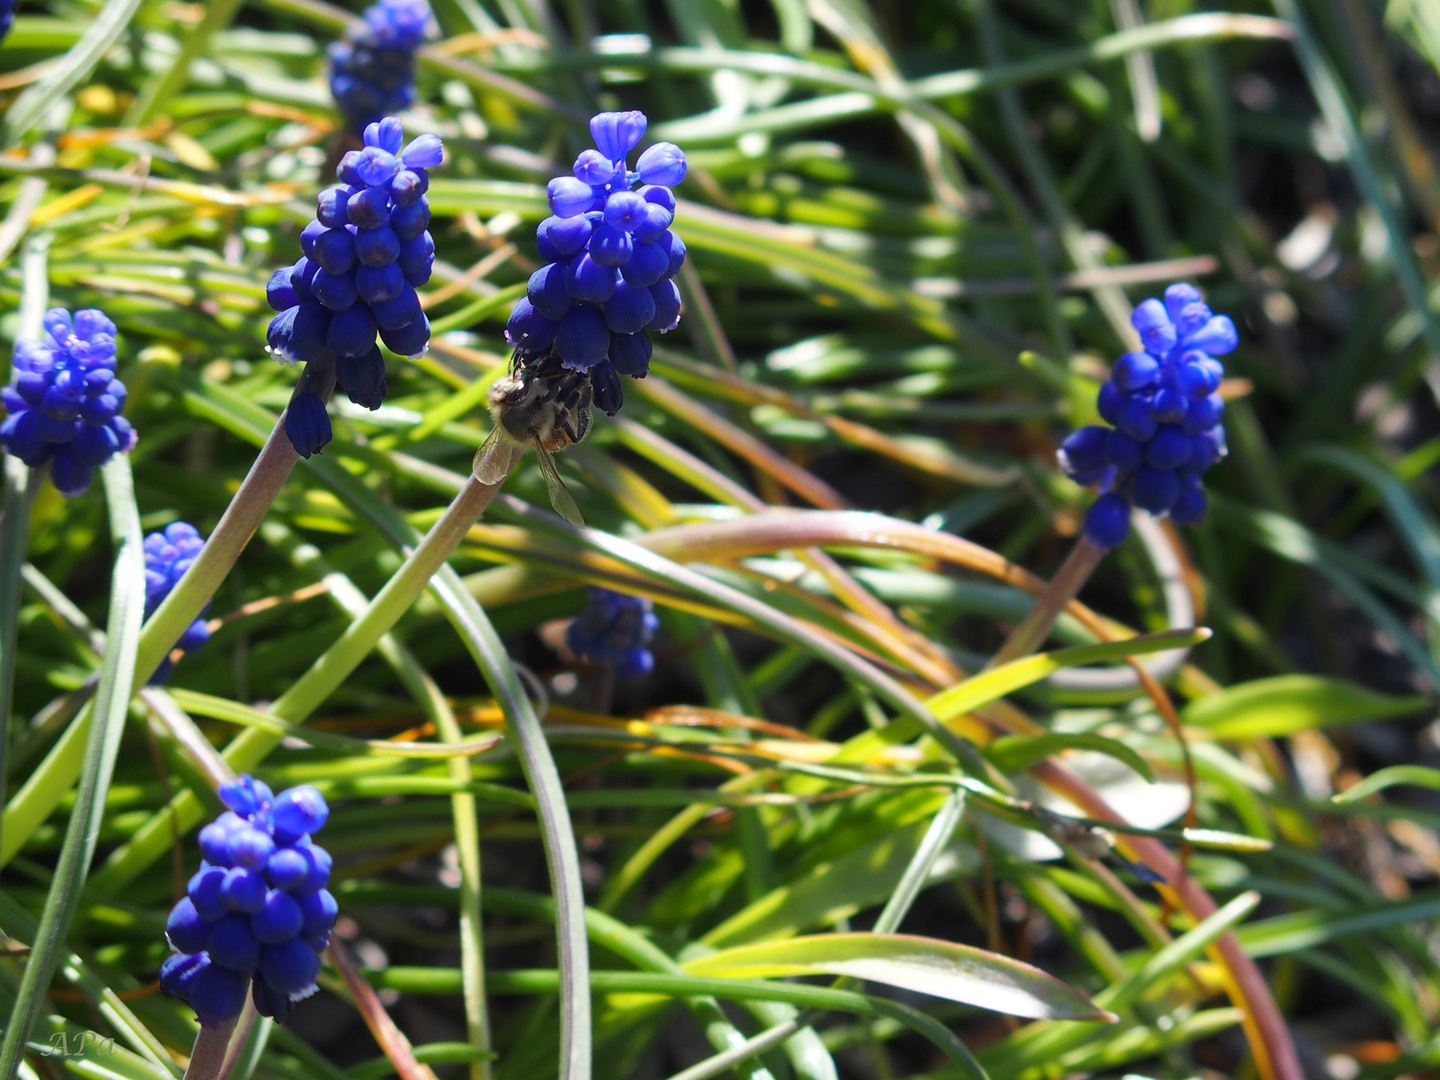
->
[2,409,302,867]
[88,476,506,894]
[84,475,500,894]
[989,535,1108,668]
[181,1020,236,1080]
[135,413,300,686]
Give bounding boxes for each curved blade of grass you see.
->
[1270,0,1440,410]
[0,460,31,856]
[126,0,247,125]
[381,967,982,1066]
[986,734,1155,782]
[1299,444,1440,596]
[0,232,51,864]
[873,791,968,934]
[1181,674,1428,739]
[683,933,1111,1021]
[4,0,145,139]
[0,454,144,1080]
[1333,765,1440,803]
[1211,496,1440,689]
[926,628,1208,722]
[163,688,506,758]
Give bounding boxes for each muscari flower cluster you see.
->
[161,777,337,1026]
[266,117,441,457]
[329,0,429,135]
[506,110,687,416]
[0,308,134,496]
[144,522,211,684]
[1057,284,1236,549]
[567,587,660,681]
[0,0,15,46]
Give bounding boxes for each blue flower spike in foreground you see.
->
[266,117,441,457]
[144,523,212,684]
[0,307,134,495]
[329,0,429,134]
[1058,283,1236,548]
[567,587,660,680]
[161,777,337,1026]
[506,109,687,417]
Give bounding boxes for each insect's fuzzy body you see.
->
[473,346,592,526]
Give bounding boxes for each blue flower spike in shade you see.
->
[507,109,687,417]
[328,0,430,134]
[0,307,134,495]
[161,777,337,1026]
[567,587,660,681]
[266,117,441,457]
[0,0,15,46]
[1058,283,1235,548]
[144,522,212,684]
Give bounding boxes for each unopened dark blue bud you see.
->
[591,360,623,416]
[285,390,333,459]
[1132,465,1180,513]
[1084,493,1131,548]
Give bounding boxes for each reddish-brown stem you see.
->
[990,535,1108,667]
[328,938,442,1080]
[181,1020,235,1080]
[1032,759,1301,1080]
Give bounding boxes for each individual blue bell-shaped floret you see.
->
[328,0,430,134]
[142,522,212,685]
[161,777,338,1026]
[266,117,442,455]
[635,142,688,187]
[1056,283,1236,548]
[0,306,134,495]
[566,587,660,681]
[504,109,688,400]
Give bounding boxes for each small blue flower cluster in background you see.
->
[161,777,337,1027]
[144,523,211,684]
[0,307,134,496]
[567,587,660,680]
[266,117,441,458]
[329,0,429,134]
[1058,284,1236,549]
[506,110,687,416]
[0,0,16,46]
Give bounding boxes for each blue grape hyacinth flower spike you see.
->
[567,587,660,680]
[0,306,134,495]
[143,522,212,684]
[161,776,338,1026]
[329,0,430,134]
[266,117,441,457]
[507,109,687,417]
[1057,283,1235,549]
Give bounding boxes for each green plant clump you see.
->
[3,1,1440,1080]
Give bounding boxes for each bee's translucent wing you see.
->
[534,444,585,528]
[473,429,523,484]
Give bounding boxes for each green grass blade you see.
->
[4,0,145,140]
[0,454,144,1080]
